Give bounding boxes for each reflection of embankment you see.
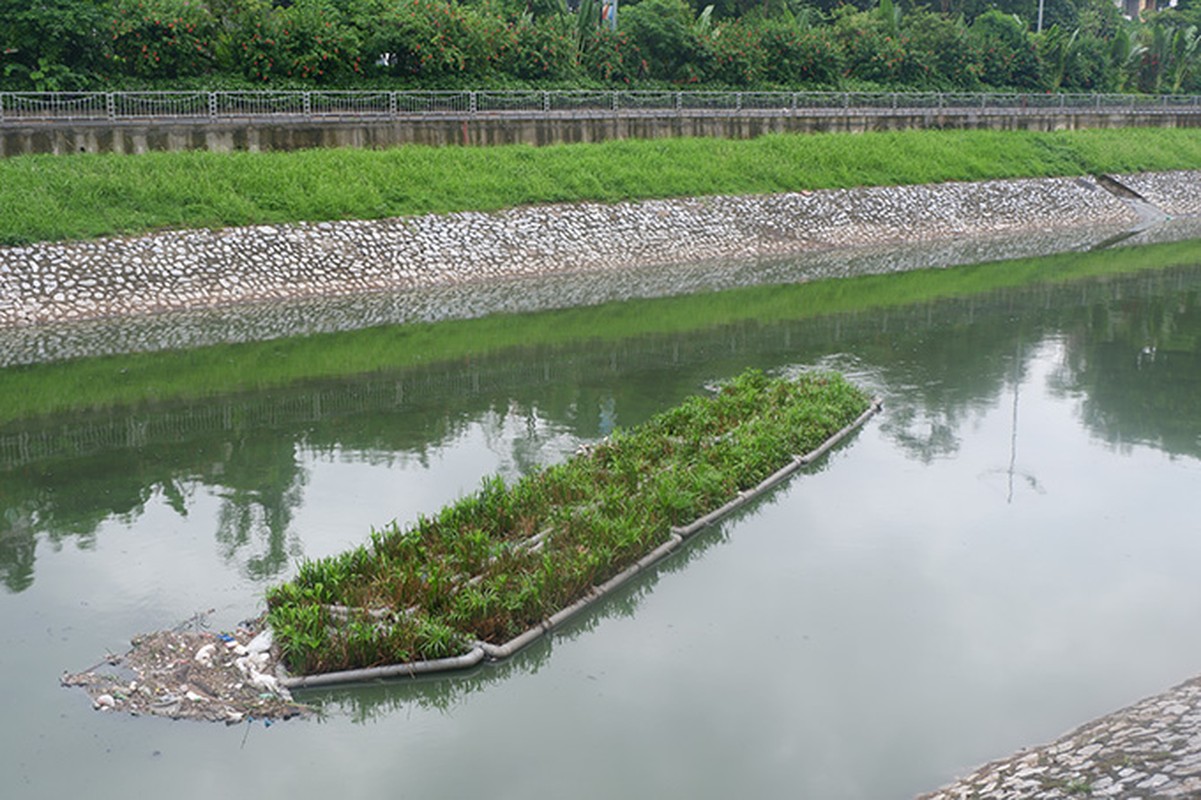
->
[5,259,1201,473]
[9,215,1201,369]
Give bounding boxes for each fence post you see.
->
[208,91,218,122]
[735,92,742,112]
[469,91,477,115]
[675,91,682,114]
[303,91,311,120]
[389,91,397,119]
[106,92,116,121]
[790,92,797,115]
[0,93,4,124]
[842,92,850,112]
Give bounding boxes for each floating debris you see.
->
[62,615,308,723]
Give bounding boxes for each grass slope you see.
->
[2,128,1200,245]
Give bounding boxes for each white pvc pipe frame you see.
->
[282,398,884,690]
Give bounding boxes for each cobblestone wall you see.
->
[1,171,1198,367]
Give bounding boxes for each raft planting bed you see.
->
[269,369,878,688]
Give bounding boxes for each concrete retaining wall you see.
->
[5,110,1201,156]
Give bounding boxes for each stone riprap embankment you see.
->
[0,171,1198,368]
[0,173,1179,328]
[1118,171,1201,215]
[920,675,1201,799]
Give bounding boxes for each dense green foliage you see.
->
[3,126,1200,246]
[264,368,871,673]
[2,0,1201,92]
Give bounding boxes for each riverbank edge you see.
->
[1,169,1199,338]
[918,674,1201,799]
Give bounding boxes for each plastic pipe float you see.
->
[284,647,487,689]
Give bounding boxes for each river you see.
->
[3,241,1201,799]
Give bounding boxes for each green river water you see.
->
[3,242,1201,799]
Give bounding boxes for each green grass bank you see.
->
[4,236,1201,427]
[265,368,871,675]
[2,128,1200,246]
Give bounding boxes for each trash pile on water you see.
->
[61,613,309,723]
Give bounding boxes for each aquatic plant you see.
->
[266,367,871,674]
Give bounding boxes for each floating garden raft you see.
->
[270,369,879,688]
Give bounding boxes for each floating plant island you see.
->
[268,369,878,688]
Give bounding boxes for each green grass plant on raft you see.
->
[265,368,871,675]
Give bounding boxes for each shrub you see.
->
[106,0,220,80]
[0,0,105,89]
[621,0,710,82]
[754,21,843,87]
[580,26,643,83]
[970,9,1044,89]
[833,9,921,86]
[362,0,500,81]
[1062,31,1117,91]
[234,0,363,83]
[707,20,766,85]
[498,14,578,81]
[901,10,983,89]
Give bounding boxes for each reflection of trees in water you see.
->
[878,405,962,464]
[1,506,36,593]
[213,436,306,581]
[852,264,1201,465]
[854,320,1032,464]
[1048,287,1201,459]
[0,432,309,592]
[0,451,151,593]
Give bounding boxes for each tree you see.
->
[971,9,1044,88]
[0,0,106,89]
[620,0,709,81]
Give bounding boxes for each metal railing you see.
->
[2,89,1201,124]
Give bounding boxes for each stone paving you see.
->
[919,675,1201,799]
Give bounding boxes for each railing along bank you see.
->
[2,89,1200,124]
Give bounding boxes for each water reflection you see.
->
[3,256,1201,593]
[1050,287,1201,457]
